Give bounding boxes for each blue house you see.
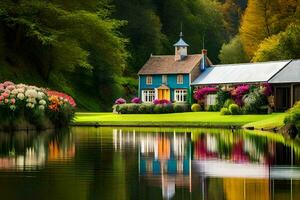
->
[138,32,211,103]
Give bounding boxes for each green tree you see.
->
[219,35,249,64]
[253,23,300,62]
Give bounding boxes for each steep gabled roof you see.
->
[138,54,211,75]
[191,60,291,85]
[269,60,300,83]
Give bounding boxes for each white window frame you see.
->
[174,89,187,102]
[206,94,217,106]
[162,75,167,84]
[177,75,184,84]
[146,76,152,85]
[142,90,155,103]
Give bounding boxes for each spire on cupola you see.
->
[174,29,189,61]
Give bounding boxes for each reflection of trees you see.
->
[0,130,75,170]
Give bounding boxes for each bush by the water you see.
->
[0,81,76,130]
[191,103,201,112]
[115,102,189,114]
[284,101,300,128]
[223,99,235,108]
[229,104,241,115]
[220,107,231,115]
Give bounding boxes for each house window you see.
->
[177,75,184,84]
[174,89,187,102]
[142,90,155,103]
[146,76,152,85]
[162,75,167,84]
[206,94,216,106]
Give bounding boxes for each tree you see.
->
[219,35,249,64]
[253,23,300,62]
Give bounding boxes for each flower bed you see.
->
[193,83,274,115]
[113,97,189,114]
[0,81,76,131]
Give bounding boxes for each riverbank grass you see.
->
[74,112,284,127]
[243,113,286,130]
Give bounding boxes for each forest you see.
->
[0,0,299,111]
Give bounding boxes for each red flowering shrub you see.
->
[193,87,217,101]
[153,99,170,105]
[131,97,142,104]
[261,83,272,96]
[115,98,126,105]
[231,85,249,106]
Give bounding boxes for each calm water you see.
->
[0,127,300,200]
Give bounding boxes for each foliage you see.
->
[219,35,249,64]
[220,107,231,115]
[216,90,231,110]
[231,85,249,106]
[191,103,201,112]
[229,103,241,115]
[252,23,300,62]
[284,101,300,128]
[223,99,235,108]
[153,99,170,105]
[0,81,75,129]
[239,0,299,58]
[242,89,268,114]
[194,87,217,101]
[131,97,141,104]
[0,0,128,111]
[115,98,126,105]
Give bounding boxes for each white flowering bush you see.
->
[0,81,76,130]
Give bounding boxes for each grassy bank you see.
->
[74,112,284,128]
[243,113,286,130]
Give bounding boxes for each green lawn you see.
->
[243,112,286,130]
[74,112,284,128]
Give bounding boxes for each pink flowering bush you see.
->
[131,97,141,104]
[231,85,249,106]
[115,98,126,104]
[0,81,76,130]
[153,99,171,105]
[194,87,217,101]
[261,83,273,96]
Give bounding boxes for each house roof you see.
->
[138,54,204,75]
[191,60,291,85]
[269,60,300,83]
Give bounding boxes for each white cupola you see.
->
[174,32,189,61]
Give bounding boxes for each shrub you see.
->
[164,104,174,113]
[131,97,141,104]
[220,107,231,115]
[194,87,217,101]
[191,103,201,112]
[138,103,154,114]
[215,90,231,110]
[173,103,189,113]
[118,104,129,114]
[229,104,241,115]
[127,104,140,114]
[154,104,164,114]
[231,85,249,106]
[243,90,268,114]
[153,99,170,105]
[208,105,216,112]
[115,98,126,105]
[223,99,235,108]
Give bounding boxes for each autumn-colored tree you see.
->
[240,0,299,58]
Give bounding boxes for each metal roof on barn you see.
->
[138,54,212,75]
[191,60,292,85]
[269,59,300,83]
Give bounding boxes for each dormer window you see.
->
[146,76,152,85]
[177,75,184,84]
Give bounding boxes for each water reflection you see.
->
[0,127,300,200]
[113,128,300,200]
[0,130,75,171]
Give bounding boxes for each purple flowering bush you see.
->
[131,97,141,104]
[115,98,126,105]
[153,99,171,105]
[193,87,217,101]
[231,85,249,106]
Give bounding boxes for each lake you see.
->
[0,127,299,200]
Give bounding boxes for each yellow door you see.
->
[158,89,170,100]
